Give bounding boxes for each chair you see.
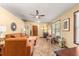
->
[4,37,27,56]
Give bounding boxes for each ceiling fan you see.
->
[30,10,45,19]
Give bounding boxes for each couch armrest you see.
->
[26,46,33,56]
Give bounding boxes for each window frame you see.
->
[74,10,79,45]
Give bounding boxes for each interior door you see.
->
[32,25,38,36]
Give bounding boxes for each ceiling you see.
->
[0,3,76,22]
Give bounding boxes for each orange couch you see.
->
[5,33,29,38]
[4,38,27,56]
[3,33,31,56]
[4,37,33,56]
[3,33,37,56]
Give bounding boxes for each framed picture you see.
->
[63,18,70,31]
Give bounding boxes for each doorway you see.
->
[32,25,38,36]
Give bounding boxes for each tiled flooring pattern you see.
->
[33,38,60,56]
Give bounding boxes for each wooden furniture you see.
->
[2,33,37,56]
[0,45,4,56]
[43,32,48,38]
[4,37,28,56]
[27,36,37,46]
[0,38,5,56]
[6,33,29,38]
[55,47,79,56]
[26,36,37,56]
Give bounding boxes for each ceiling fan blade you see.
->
[39,15,45,16]
[32,16,40,19]
[30,14,35,16]
[36,10,39,15]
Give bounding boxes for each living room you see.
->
[0,3,79,56]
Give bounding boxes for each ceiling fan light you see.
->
[36,15,39,18]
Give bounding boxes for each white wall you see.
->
[0,7,24,38]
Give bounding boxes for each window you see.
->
[0,25,6,38]
[52,20,61,36]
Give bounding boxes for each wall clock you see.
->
[11,22,17,31]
